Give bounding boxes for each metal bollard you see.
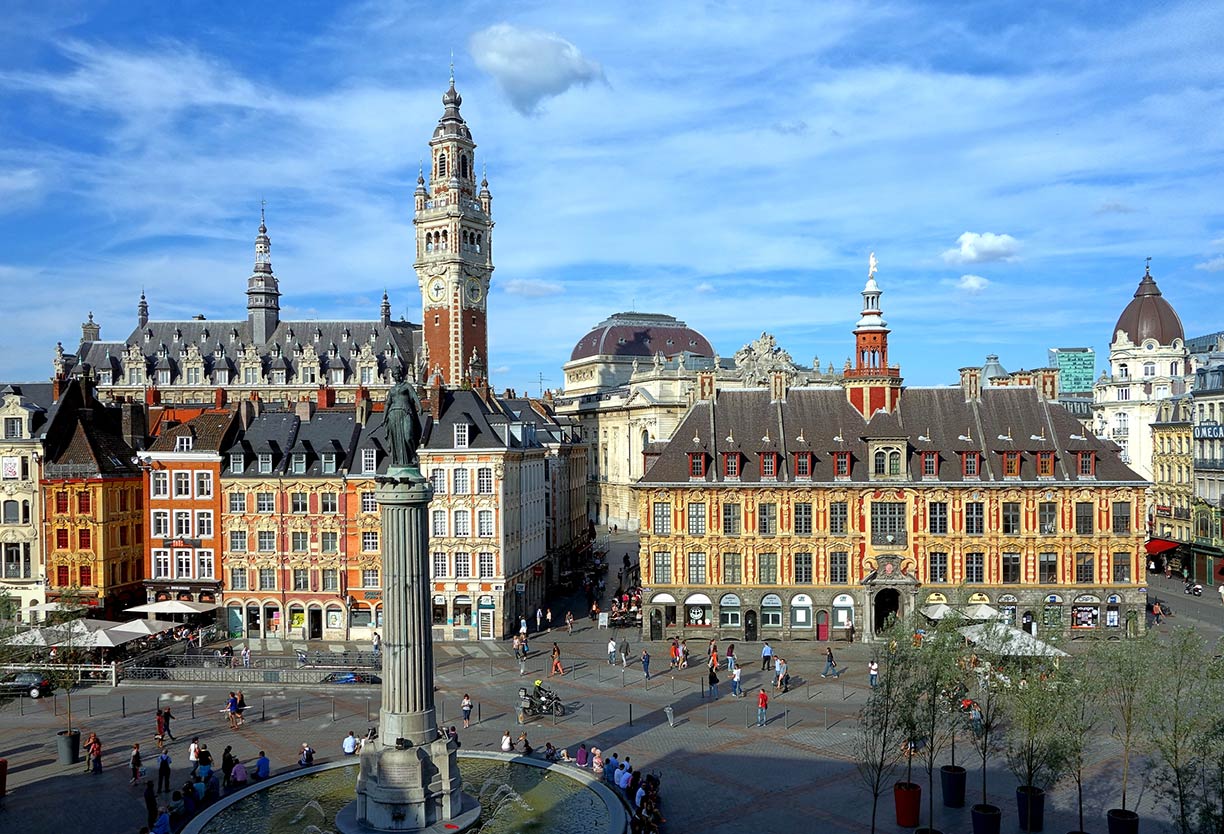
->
[191,700,195,720]
[671,675,675,695]
[365,698,370,723]
[590,704,594,726]
[705,702,710,728]
[629,704,633,727]
[621,669,625,689]
[664,705,675,728]
[263,698,267,722]
[331,697,335,721]
[552,707,557,726]
[824,707,828,730]
[18,693,22,716]
[462,657,467,677]
[785,708,789,729]
[88,696,92,717]
[477,702,481,725]
[745,703,750,728]
[439,702,444,723]
[297,698,301,721]
[489,658,494,678]
[122,695,126,718]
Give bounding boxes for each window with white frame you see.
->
[194,471,212,498]
[175,435,193,452]
[175,549,192,578]
[258,568,276,590]
[361,568,379,587]
[195,511,213,538]
[229,492,247,513]
[258,453,273,474]
[454,552,471,578]
[432,510,447,537]
[291,492,308,514]
[454,510,471,537]
[153,549,170,578]
[477,468,494,494]
[292,568,309,590]
[173,510,192,537]
[229,453,244,472]
[430,469,447,494]
[453,469,470,494]
[321,531,338,553]
[173,472,191,498]
[257,530,276,551]
[453,424,469,448]
[361,491,376,513]
[321,568,339,591]
[433,551,448,578]
[291,531,308,552]
[229,530,247,552]
[151,510,170,538]
[291,454,306,475]
[151,471,169,498]
[256,492,274,513]
[362,448,377,474]
[321,453,337,474]
[478,551,495,577]
[477,509,494,537]
[229,567,248,590]
[362,531,379,552]
[196,550,214,579]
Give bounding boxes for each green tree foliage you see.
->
[856,618,918,834]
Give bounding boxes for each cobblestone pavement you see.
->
[0,536,1181,833]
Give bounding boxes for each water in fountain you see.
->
[290,800,327,825]
[475,778,532,819]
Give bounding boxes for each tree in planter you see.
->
[1056,650,1105,834]
[1189,646,1224,833]
[1141,626,1210,834]
[856,618,918,834]
[963,621,1008,814]
[1003,660,1070,831]
[908,612,969,832]
[1094,634,1153,817]
[41,587,91,745]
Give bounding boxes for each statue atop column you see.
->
[383,369,423,470]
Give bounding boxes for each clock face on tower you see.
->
[428,279,446,302]
[465,278,483,304]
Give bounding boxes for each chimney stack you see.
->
[295,399,316,422]
[959,366,982,402]
[213,387,227,409]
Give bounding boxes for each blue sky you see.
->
[2,1,1223,393]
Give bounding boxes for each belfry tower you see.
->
[844,253,903,418]
[413,71,494,386]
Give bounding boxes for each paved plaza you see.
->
[0,539,1210,834]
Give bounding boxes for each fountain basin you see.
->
[184,752,626,834]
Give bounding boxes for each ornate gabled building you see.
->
[1092,263,1192,479]
[636,260,1148,643]
[0,383,56,618]
[556,312,838,531]
[1149,395,1194,558]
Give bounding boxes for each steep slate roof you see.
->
[0,382,58,436]
[39,380,139,476]
[641,385,1145,485]
[148,411,238,454]
[221,408,361,477]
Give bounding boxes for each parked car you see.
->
[0,671,53,698]
[320,671,381,685]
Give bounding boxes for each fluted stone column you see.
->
[377,474,436,748]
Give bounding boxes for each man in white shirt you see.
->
[188,737,201,776]
[342,731,358,756]
[607,638,617,665]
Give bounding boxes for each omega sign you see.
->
[1195,425,1224,439]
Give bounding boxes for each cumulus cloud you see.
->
[957,274,989,293]
[469,23,604,115]
[502,277,564,297]
[1195,257,1224,272]
[941,231,1020,264]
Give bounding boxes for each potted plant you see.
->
[965,621,1007,834]
[910,614,966,833]
[1095,635,1150,834]
[1056,652,1103,834]
[1004,663,1069,832]
[855,625,915,834]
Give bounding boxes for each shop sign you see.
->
[533,565,544,577]
[363,591,381,600]
[1195,425,1224,439]
[1045,594,1063,604]
[162,538,202,548]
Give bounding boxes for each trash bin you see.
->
[663,706,675,727]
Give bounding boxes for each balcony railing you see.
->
[1195,458,1224,471]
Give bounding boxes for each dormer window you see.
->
[175,436,193,452]
[688,453,706,479]
[322,453,337,474]
[230,453,244,472]
[454,424,469,449]
[833,451,851,478]
[158,370,171,385]
[291,453,306,475]
[1118,364,1129,379]
[98,371,111,385]
[760,453,778,479]
[258,453,272,474]
[1076,451,1096,478]
[330,368,345,385]
[921,452,938,478]
[870,445,904,479]
[961,452,979,478]
[3,418,23,439]
[722,453,740,479]
[1002,452,1021,478]
[361,448,377,474]
[793,452,812,479]
[1036,452,1055,478]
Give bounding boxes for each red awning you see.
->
[1145,539,1181,555]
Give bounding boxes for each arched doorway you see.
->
[649,609,663,641]
[874,588,900,634]
[816,609,829,641]
[744,610,758,642]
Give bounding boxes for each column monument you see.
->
[337,374,480,833]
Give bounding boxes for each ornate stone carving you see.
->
[734,332,797,386]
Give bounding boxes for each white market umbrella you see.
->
[4,627,55,647]
[958,623,1068,657]
[921,603,954,620]
[962,603,1002,621]
[26,602,79,614]
[109,618,177,636]
[61,627,144,648]
[125,600,221,615]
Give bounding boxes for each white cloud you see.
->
[956,274,990,293]
[502,278,563,297]
[1195,257,1224,272]
[469,23,604,115]
[942,232,1020,264]
[695,281,715,293]
[1095,200,1136,215]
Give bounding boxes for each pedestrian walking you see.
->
[669,638,680,670]
[461,694,473,728]
[188,737,200,777]
[822,647,838,678]
[708,665,720,698]
[226,692,240,729]
[761,641,773,671]
[607,637,617,665]
[157,748,172,793]
[619,638,631,667]
[641,648,651,680]
[775,658,790,693]
[83,731,98,773]
[536,607,543,633]
[130,743,143,785]
[546,608,553,632]
[869,659,879,688]
[731,665,743,697]
[1152,601,1164,625]
[848,621,856,644]
[1219,582,1224,606]
[709,645,719,671]
[757,688,769,726]
[519,616,528,637]
[155,708,166,743]
[241,644,251,667]
[89,734,103,774]
[550,642,565,677]
[567,611,575,633]
[161,707,176,741]
[773,655,783,687]
[726,643,736,671]
[680,639,689,669]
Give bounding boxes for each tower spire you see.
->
[138,288,149,328]
[247,205,281,344]
[843,251,902,417]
